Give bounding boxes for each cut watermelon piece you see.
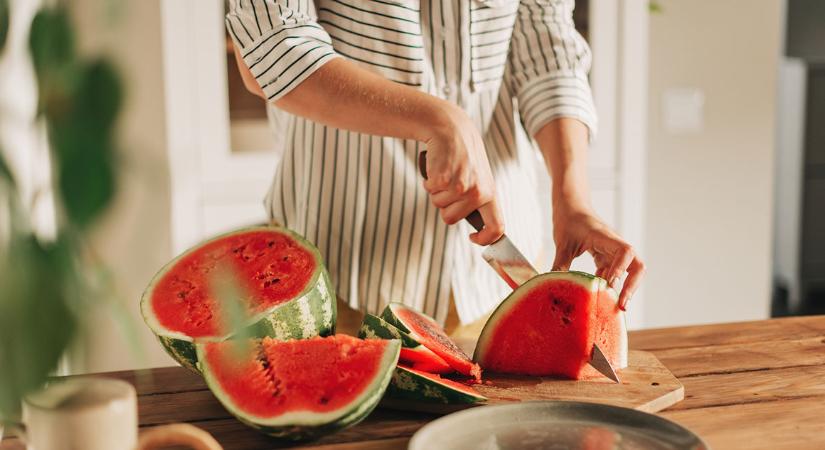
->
[386,365,486,405]
[473,271,628,380]
[381,303,481,380]
[198,335,400,440]
[141,226,335,372]
[358,314,452,374]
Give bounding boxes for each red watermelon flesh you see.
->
[383,303,481,380]
[202,335,391,417]
[474,272,627,380]
[399,347,453,374]
[150,229,316,338]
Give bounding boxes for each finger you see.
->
[593,254,611,279]
[618,257,646,310]
[439,198,481,226]
[551,247,574,272]
[605,244,636,289]
[469,202,504,245]
[430,189,462,209]
[423,172,452,193]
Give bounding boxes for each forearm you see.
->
[534,118,592,212]
[236,52,454,143]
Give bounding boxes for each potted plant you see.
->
[0,0,123,431]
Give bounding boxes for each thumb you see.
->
[552,247,573,272]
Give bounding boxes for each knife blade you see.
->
[590,341,620,383]
[416,152,619,382]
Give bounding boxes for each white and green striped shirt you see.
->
[226,0,597,325]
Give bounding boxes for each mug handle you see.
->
[137,423,222,450]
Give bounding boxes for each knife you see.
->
[417,152,620,383]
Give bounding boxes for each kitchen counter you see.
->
[3,315,825,450]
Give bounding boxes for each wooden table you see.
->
[4,316,825,450]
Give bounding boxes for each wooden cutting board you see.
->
[381,350,683,415]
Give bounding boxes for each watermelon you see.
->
[197,335,400,440]
[381,303,482,380]
[358,314,453,374]
[386,365,486,405]
[140,226,336,372]
[473,271,628,380]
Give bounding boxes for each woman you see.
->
[225,0,644,336]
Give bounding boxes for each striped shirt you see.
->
[226,0,597,325]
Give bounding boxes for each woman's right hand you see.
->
[423,102,505,246]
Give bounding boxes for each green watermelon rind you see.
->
[196,339,401,440]
[386,366,486,405]
[140,225,337,373]
[472,271,621,365]
[358,313,420,348]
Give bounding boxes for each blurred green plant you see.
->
[0,0,8,52]
[0,4,123,420]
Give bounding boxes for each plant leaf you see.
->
[0,234,77,417]
[0,0,9,52]
[49,59,123,229]
[28,7,74,79]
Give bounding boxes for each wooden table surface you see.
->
[4,315,825,450]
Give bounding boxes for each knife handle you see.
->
[418,151,485,232]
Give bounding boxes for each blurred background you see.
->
[0,0,821,373]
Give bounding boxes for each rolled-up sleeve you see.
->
[507,0,597,138]
[226,0,340,102]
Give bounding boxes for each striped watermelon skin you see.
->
[197,337,401,440]
[141,226,336,373]
[386,366,486,405]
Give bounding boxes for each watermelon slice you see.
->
[358,314,453,374]
[473,271,628,380]
[140,226,336,372]
[386,365,486,405]
[197,335,400,440]
[381,303,482,380]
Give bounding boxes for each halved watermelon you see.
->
[473,271,627,380]
[197,335,400,440]
[359,314,452,374]
[140,226,336,372]
[386,365,486,405]
[381,303,481,380]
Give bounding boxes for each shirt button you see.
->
[442,85,452,96]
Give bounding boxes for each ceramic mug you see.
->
[13,377,221,450]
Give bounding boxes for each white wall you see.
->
[70,0,176,372]
[644,0,782,327]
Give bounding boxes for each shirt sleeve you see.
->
[506,0,597,139]
[225,0,341,102]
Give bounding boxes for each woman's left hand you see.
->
[551,203,645,310]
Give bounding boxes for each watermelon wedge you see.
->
[473,271,628,380]
[387,365,486,405]
[140,226,335,372]
[197,335,400,440]
[358,314,453,374]
[381,303,482,380]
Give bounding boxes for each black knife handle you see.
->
[418,151,485,232]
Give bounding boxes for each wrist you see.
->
[418,98,464,143]
[552,192,592,221]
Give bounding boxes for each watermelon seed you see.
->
[561,317,571,326]
[319,396,330,405]
[268,241,275,247]
[651,382,660,386]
